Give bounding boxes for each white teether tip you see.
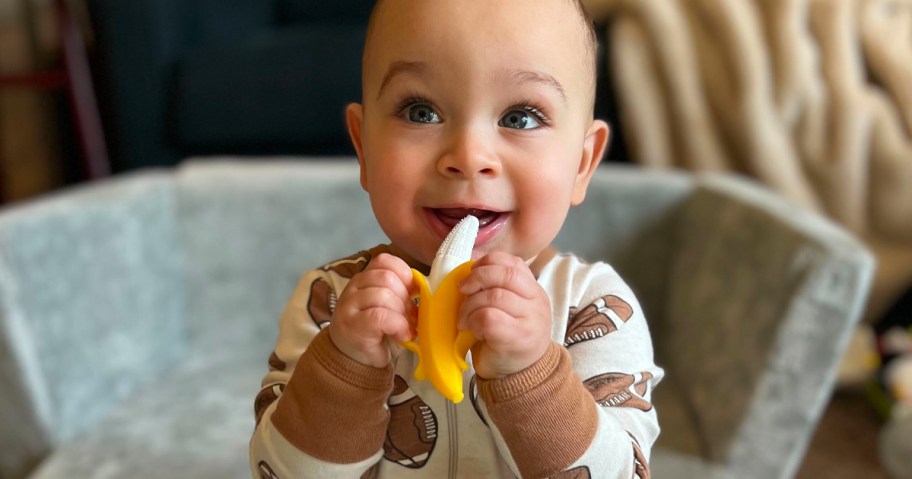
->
[427,216,478,292]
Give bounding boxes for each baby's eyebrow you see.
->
[377,61,428,100]
[376,62,568,104]
[508,69,568,104]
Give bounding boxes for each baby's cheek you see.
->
[513,208,565,256]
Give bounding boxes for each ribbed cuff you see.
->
[272,329,393,463]
[477,343,598,478]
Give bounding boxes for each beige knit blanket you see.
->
[585,0,912,319]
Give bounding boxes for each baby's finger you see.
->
[460,262,538,299]
[460,305,515,343]
[367,307,414,343]
[470,251,521,268]
[342,286,409,315]
[349,265,412,301]
[364,253,417,293]
[459,286,525,328]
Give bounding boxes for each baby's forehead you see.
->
[363,0,596,83]
[368,0,591,40]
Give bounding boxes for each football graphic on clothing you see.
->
[565,295,633,347]
[307,278,336,329]
[583,372,653,411]
[384,375,438,468]
[257,460,279,479]
[361,462,380,479]
[320,251,372,277]
[254,383,285,426]
[268,351,285,372]
[468,376,489,426]
[631,437,651,479]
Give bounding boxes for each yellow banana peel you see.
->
[402,261,477,403]
[401,215,479,402]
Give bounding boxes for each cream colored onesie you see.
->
[250,245,662,479]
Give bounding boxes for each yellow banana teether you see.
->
[403,262,477,403]
[401,216,479,403]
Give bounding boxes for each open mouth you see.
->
[425,207,509,247]
[433,208,502,228]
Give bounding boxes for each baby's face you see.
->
[348,0,608,266]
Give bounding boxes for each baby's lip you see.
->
[424,206,511,246]
[432,207,503,228]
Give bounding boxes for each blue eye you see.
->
[407,104,441,124]
[499,109,542,130]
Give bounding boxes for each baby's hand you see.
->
[328,253,417,368]
[458,252,552,379]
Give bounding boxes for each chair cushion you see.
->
[28,349,263,479]
[0,173,185,479]
[173,25,365,154]
[27,345,725,479]
[174,161,386,352]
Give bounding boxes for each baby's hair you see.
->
[365,0,600,114]
[569,0,600,112]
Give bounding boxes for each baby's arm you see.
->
[472,260,661,479]
[249,254,415,478]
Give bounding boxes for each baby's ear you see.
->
[345,103,367,189]
[572,119,610,205]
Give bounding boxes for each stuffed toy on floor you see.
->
[870,286,912,478]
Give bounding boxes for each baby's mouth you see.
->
[432,208,503,228]
[425,207,510,247]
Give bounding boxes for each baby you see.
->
[250,0,662,477]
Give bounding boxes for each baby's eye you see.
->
[499,109,543,130]
[406,104,441,124]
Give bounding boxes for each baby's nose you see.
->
[437,127,500,179]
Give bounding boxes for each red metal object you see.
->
[55,0,109,179]
[0,0,110,183]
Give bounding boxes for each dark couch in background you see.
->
[87,0,373,171]
[87,0,627,172]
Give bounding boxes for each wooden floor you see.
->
[797,389,891,479]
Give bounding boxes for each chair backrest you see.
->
[175,160,387,356]
[0,172,185,479]
[174,160,696,357]
[555,167,694,329]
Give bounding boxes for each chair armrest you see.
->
[556,165,695,324]
[658,173,875,478]
[0,171,185,479]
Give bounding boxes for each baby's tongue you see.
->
[436,208,497,227]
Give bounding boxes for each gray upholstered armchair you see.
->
[0,160,873,478]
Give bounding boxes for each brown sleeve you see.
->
[272,328,393,463]
[477,342,598,478]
